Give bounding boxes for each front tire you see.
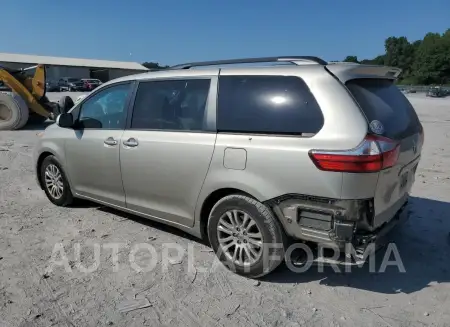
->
[208,194,287,278]
[0,93,29,130]
[40,155,73,206]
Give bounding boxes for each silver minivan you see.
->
[34,56,424,277]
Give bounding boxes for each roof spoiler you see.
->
[326,63,402,82]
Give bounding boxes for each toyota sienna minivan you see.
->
[34,56,423,277]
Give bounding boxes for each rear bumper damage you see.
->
[268,194,410,256]
[351,200,409,261]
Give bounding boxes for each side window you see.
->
[217,76,324,135]
[78,83,131,129]
[131,79,211,131]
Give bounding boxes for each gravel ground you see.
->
[0,93,449,327]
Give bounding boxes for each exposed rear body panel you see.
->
[373,135,421,228]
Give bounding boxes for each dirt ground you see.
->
[0,93,449,327]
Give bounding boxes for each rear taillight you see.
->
[309,135,400,173]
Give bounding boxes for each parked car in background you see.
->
[58,77,85,92]
[398,86,416,94]
[426,86,446,98]
[81,78,102,91]
[46,80,60,92]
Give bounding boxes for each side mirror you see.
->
[57,113,74,128]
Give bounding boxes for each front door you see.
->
[120,77,217,227]
[65,82,133,207]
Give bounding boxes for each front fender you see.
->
[33,127,72,189]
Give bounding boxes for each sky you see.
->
[1,0,449,66]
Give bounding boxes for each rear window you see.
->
[346,79,421,139]
[217,75,324,135]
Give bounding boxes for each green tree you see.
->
[413,31,450,84]
[360,55,385,65]
[345,28,450,85]
[343,55,359,63]
[384,36,415,76]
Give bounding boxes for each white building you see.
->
[0,52,148,82]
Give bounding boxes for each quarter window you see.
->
[217,76,324,135]
[131,79,211,131]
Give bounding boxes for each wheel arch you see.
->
[36,148,70,190]
[36,151,55,189]
[198,187,258,241]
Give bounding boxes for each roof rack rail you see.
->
[170,56,328,69]
[328,61,360,65]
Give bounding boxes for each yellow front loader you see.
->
[0,64,72,130]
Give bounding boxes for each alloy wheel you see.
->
[44,164,64,199]
[217,209,264,266]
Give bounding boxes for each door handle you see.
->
[123,138,139,147]
[104,137,118,146]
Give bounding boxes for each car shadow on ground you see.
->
[97,205,208,246]
[264,196,450,294]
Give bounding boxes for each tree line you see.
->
[343,29,450,85]
[143,28,450,85]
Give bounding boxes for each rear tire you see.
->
[207,194,287,278]
[0,93,29,130]
[40,155,73,207]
